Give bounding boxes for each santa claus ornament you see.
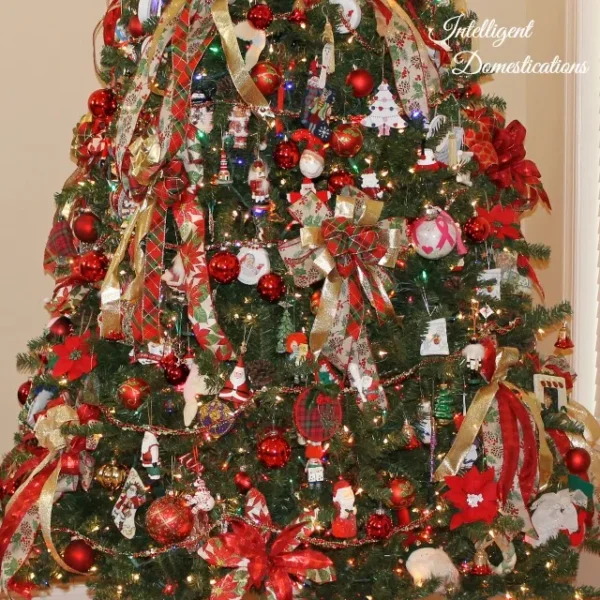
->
[220,355,253,404]
[237,246,271,285]
[291,129,326,179]
[411,206,467,260]
[248,156,271,217]
[140,431,161,481]
[332,477,357,538]
[227,104,251,149]
[184,476,216,514]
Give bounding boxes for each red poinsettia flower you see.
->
[476,204,521,240]
[444,467,498,530]
[51,332,98,381]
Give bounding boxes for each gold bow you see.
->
[6,403,83,574]
[434,347,552,491]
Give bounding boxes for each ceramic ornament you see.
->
[329,0,361,33]
[237,247,271,285]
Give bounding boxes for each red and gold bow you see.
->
[199,489,335,600]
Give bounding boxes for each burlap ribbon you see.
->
[0,401,84,590]
[435,348,552,501]
[279,187,407,407]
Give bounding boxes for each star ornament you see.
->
[443,467,498,530]
[51,331,98,381]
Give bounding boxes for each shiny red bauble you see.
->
[466,82,482,98]
[257,428,291,469]
[145,495,195,545]
[250,62,281,96]
[49,316,74,338]
[129,14,145,37]
[464,215,491,243]
[565,448,591,475]
[330,124,364,158]
[234,470,253,493]
[366,509,393,539]
[164,362,190,386]
[88,88,118,120]
[345,69,375,98]
[257,273,285,303]
[79,251,108,283]
[118,377,151,410]
[162,582,179,596]
[273,140,300,170]
[386,477,416,509]
[63,540,95,573]
[208,251,241,284]
[17,381,32,406]
[247,3,273,29]
[73,213,101,244]
[327,170,355,194]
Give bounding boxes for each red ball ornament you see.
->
[345,69,375,98]
[88,88,118,120]
[250,62,281,96]
[79,251,108,283]
[49,316,74,338]
[118,377,151,410]
[129,14,145,37]
[145,495,195,545]
[565,448,591,475]
[257,273,285,303]
[73,213,101,244]
[330,124,363,158]
[466,82,482,98]
[17,381,32,406]
[164,362,190,386]
[366,509,393,539]
[208,251,241,284]
[63,540,95,573]
[464,215,491,243]
[386,477,416,509]
[273,140,300,170]
[247,3,273,30]
[327,170,355,194]
[163,582,179,596]
[234,470,253,493]
[257,428,291,469]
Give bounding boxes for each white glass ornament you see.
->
[412,206,459,259]
[329,0,362,33]
[406,548,460,592]
[237,247,271,285]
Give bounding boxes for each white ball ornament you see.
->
[412,206,463,260]
[406,547,460,592]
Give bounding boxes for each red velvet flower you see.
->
[51,332,98,381]
[444,467,498,530]
[476,205,521,240]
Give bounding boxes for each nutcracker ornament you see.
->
[462,338,485,372]
[112,468,147,539]
[219,355,253,404]
[301,58,322,126]
[291,129,326,179]
[190,90,214,134]
[227,104,251,149]
[332,478,357,538]
[306,87,336,141]
[140,431,161,481]
[248,156,271,217]
[305,441,325,488]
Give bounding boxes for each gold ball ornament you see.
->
[95,461,128,490]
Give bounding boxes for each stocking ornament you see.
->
[112,468,147,539]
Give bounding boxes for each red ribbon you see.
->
[495,383,538,505]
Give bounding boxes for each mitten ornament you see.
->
[112,468,147,539]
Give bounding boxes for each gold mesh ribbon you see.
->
[435,348,552,491]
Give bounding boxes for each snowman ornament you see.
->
[185,476,216,514]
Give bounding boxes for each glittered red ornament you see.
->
[327,170,355,194]
[330,124,363,158]
[273,140,300,169]
[466,82,482,98]
[208,251,241,284]
[145,495,195,545]
[257,428,291,468]
[73,213,101,244]
[79,251,108,283]
[453,412,466,431]
[345,69,375,98]
[88,89,118,120]
[250,62,281,96]
[400,420,421,450]
[165,362,190,386]
[247,3,273,29]
[49,316,74,338]
[63,540,95,573]
[118,377,151,410]
[310,289,321,314]
[129,14,145,37]
[17,381,32,406]
[257,273,285,303]
[386,477,415,526]
[366,509,393,539]
[234,470,253,493]
[565,448,591,475]
[163,582,179,596]
[464,215,491,243]
[288,1,307,25]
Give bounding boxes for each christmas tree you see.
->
[2,0,598,599]
[361,80,406,136]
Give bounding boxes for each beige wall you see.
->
[0,1,104,454]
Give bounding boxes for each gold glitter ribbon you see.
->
[434,348,552,491]
[211,0,272,118]
[303,194,403,357]
[6,404,84,575]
